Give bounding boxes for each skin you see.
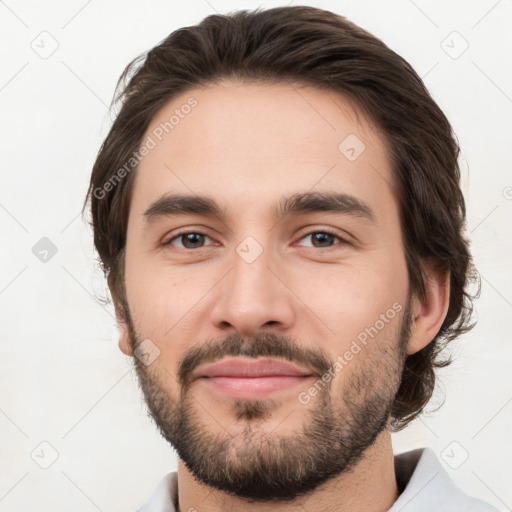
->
[109,81,450,512]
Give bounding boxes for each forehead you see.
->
[130,80,397,224]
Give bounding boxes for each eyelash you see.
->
[163,228,350,250]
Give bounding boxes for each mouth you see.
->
[194,357,314,399]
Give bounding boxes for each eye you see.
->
[296,229,348,249]
[164,231,213,249]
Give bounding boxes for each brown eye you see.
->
[297,230,347,249]
[310,232,337,247]
[165,232,211,249]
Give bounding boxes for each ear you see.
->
[406,260,450,356]
[107,274,133,357]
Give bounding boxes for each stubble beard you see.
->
[127,303,411,502]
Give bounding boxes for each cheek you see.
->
[124,253,211,350]
[294,255,408,345]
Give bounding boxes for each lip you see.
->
[195,357,313,379]
[194,357,314,400]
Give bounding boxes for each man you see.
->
[84,6,498,512]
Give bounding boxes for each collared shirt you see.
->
[136,447,500,511]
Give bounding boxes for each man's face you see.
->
[119,81,412,500]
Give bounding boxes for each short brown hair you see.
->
[84,6,478,431]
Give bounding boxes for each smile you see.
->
[193,357,314,399]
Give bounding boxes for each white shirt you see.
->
[136,447,500,511]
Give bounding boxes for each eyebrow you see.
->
[143,192,376,225]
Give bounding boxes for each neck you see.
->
[176,427,399,512]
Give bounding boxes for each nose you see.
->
[210,240,296,336]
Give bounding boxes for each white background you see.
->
[1,0,511,511]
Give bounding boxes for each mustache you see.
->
[178,332,332,388]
